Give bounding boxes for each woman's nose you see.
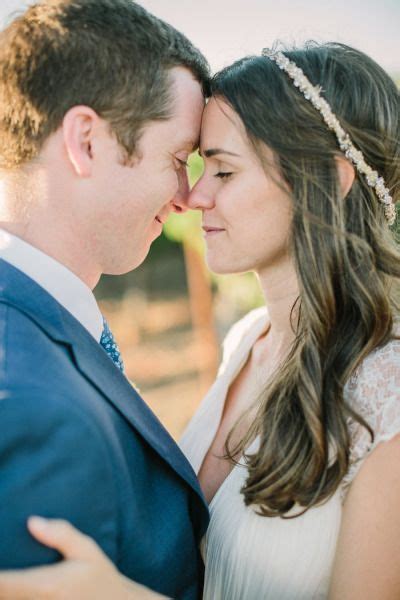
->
[187,177,216,211]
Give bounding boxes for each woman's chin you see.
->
[206,256,246,276]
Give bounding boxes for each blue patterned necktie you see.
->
[100,317,125,373]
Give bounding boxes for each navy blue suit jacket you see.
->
[0,259,209,599]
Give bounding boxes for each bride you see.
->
[0,42,399,599]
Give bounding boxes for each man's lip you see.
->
[155,209,172,225]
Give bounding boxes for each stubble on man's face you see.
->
[96,67,205,277]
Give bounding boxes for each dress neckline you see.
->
[201,310,270,505]
[209,435,261,509]
[179,307,270,478]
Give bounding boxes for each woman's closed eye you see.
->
[215,171,233,179]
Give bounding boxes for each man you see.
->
[0,1,209,598]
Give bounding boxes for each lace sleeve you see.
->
[341,337,400,500]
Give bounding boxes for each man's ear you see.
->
[62,106,100,177]
[335,155,355,199]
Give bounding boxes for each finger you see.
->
[27,517,100,560]
[0,564,61,600]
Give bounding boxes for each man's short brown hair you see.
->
[0,0,210,168]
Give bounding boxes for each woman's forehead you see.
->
[200,97,248,153]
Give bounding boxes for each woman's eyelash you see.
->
[215,171,233,179]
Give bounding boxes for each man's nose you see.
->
[171,167,190,214]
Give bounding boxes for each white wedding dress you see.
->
[180,307,400,599]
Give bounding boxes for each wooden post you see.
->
[183,240,220,393]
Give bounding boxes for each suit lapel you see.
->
[69,323,204,499]
[0,260,207,508]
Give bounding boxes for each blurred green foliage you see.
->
[164,152,204,251]
[164,152,263,311]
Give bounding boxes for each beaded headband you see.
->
[262,48,396,226]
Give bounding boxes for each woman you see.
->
[0,42,399,599]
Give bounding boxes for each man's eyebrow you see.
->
[200,148,240,158]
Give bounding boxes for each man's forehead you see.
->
[170,77,204,150]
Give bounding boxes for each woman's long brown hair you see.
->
[211,43,400,517]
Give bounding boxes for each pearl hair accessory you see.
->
[262,48,396,226]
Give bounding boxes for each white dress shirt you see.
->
[0,229,103,341]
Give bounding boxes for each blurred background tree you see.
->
[164,153,219,393]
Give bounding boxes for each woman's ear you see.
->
[62,106,100,178]
[335,155,355,199]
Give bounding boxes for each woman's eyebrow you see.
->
[200,148,240,158]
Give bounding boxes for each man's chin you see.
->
[103,246,152,276]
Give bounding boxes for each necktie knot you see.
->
[100,317,124,373]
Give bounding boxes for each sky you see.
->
[0,0,398,75]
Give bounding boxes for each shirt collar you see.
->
[0,229,103,341]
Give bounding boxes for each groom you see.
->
[0,1,209,598]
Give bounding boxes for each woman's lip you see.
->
[155,216,163,224]
[202,226,225,232]
[202,226,225,237]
